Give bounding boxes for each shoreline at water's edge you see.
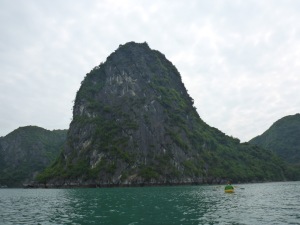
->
[22,179,292,189]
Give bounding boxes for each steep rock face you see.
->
[39,42,288,187]
[249,114,300,164]
[0,126,67,187]
[66,42,209,184]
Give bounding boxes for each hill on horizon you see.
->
[249,113,300,164]
[0,126,67,187]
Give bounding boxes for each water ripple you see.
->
[0,182,300,224]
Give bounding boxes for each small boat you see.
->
[224,183,234,193]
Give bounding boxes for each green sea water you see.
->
[0,182,299,224]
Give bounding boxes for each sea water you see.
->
[0,181,299,224]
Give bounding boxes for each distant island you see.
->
[250,113,300,180]
[0,126,67,187]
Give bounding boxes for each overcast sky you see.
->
[1,0,300,142]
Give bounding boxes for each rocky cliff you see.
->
[0,126,67,187]
[37,42,290,187]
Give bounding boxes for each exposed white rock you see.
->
[91,152,104,169]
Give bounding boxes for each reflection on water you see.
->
[0,182,299,224]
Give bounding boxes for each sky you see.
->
[1,0,300,142]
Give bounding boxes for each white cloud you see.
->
[0,0,299,142]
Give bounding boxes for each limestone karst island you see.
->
[1,42,299,188]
